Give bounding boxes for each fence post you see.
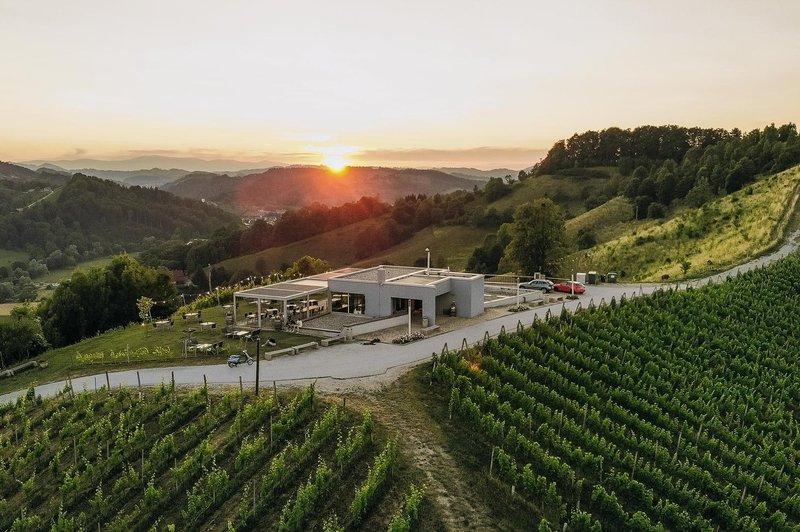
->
[105,371,111,391]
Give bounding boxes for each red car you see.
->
[553,281,586,294]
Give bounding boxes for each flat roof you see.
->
[235,281,327,301]
[235,265,482,300]
[308,268,362,279]
[335,266,420,282]
[332,265,482,285]
[400,274,444,286]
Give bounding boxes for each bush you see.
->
[577,228,598,249]
[646,202,666,219]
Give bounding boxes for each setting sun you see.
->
[323,153,348,172]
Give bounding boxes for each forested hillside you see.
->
[0,174,238,259]
[532,123,800,218]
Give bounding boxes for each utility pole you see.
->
[254,329,262,396]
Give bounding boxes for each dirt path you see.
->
[332,379,495,531]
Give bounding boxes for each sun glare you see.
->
[323,154,348,173]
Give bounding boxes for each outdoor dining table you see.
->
[199,321,216,330]
[191,342,213,354]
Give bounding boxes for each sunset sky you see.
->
[1,0,799,170]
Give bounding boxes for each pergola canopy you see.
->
[232,269,360,327]
[234,281,328,302]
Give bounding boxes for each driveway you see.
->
[2,229,798,405]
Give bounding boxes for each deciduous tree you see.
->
[504,198,567,276]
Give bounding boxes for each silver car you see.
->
[518,279,554,293]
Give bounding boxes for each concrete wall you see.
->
[328,273,483,327]
[484,292,543,308]
[451,276,484,318]
[328,278,441,326]
[343,314,408,338]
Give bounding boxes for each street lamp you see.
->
[253,328,262,396]
[425,247,430,271]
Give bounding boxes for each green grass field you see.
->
[568,165,800,281]
[0,249,30,268]
[565,195,635,243]
[220,216,392,274]
[0,304,310,396]
[490,174,611,219]
[354,224,494,270]
[36,256,117,284]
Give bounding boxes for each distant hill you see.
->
[65,168,190,187]
[435,167,519,181]
[162,172,238,202]
[0,173,239,258]
[0,162,71,216]
[0,161,39,180]
[163,166,481,212]
[21,155,284,173]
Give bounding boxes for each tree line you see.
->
[531,123,800,219]
[35,255,178,348]
[141,191,477,284]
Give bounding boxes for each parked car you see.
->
[518,279,554,293]
[553,281,586,294]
